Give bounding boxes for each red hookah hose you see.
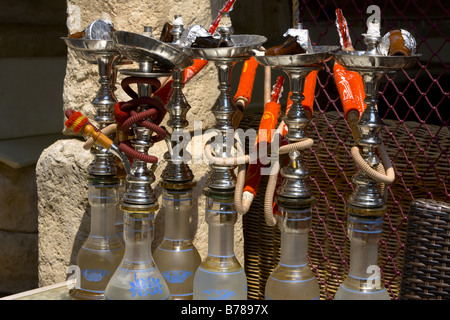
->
[121,77,162,99]
[114,76,167,164]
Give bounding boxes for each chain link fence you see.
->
[304,0,448,299]
[239,0,448,300]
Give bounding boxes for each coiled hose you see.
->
[260,121,314,227]
[202,118,314,228]
[114,76,167,164]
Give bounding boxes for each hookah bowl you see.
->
[333,39,420,300]
[183,33,266,300]
[102,29,194,300]
[62,38,126,300]
[254,46,338,300]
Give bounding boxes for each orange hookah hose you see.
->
[333,8,366,118]
[232,56,259,128]
[242,76,285,198]
[333,62,366,118]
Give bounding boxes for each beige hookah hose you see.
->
[203,133,251,215]
[351,143,395,200]
[204,64,273,215]
[233,65,272,215]
[262,121,314,226]
[346,110,394,199]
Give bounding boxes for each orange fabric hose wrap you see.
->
[333,62,366,118]
[243,76,284,197]
[302,70,318,117]
[184,59,209,83]
[242,100,281,197]
[234,56,259,105]
[333,8,366,118]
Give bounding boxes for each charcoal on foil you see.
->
[378,29,417,56]
[283,27,313,54]
[179,25,211,47]
[84,19,115,40]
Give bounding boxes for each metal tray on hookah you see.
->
[333,50,421,72]
[112,30,193,73]
[182,35,267,60]
[254,45,340,68]
[62,37,121,63]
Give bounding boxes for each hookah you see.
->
[252,24,338,300]
[332,9,420,300]
[97,25,193,300]
[62,19,130,300]
[150,15,202,300]
[182,12,266,300]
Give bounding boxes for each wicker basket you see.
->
[400,199,450,300]
[240,111,450,300]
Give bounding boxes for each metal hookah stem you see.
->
[89,52,120,177]
[93,55,118,126]
[121,56,159,207]
[277,68,315,202]
[348,35,387,210]
[205,59,238,193]
[161,68,194,183]
[155,44,201,300]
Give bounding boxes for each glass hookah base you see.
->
[265,275,320,300]
[69,287,104,300]
[193,267,247,300]
[334,282,390,300]
[170,293,193,300]
[104,269,171,300]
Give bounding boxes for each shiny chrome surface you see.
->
[162,70,194,183]
[333,50,421,71]
[255,45,340,204]
[254,45,339,67]
[182,35,267,60]
[119,68,171,78]
[112,30,193,71]
[62,38,119,63]
[184,34,267,192]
